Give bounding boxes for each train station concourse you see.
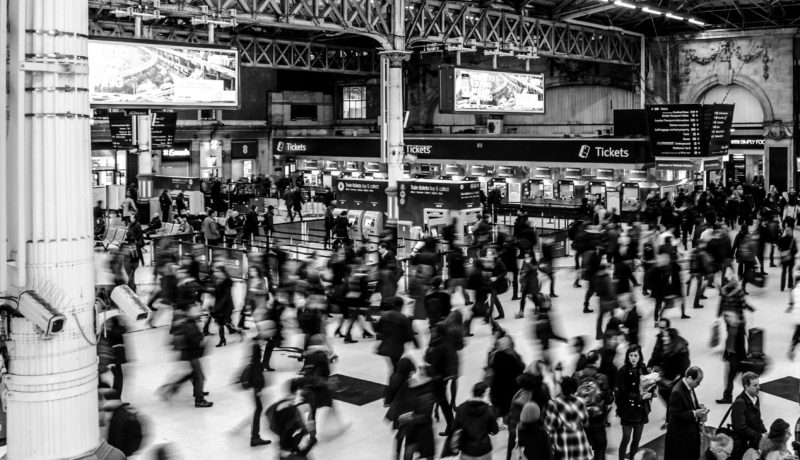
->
[3,1,800,459]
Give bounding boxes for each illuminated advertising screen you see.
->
[89,38,239,108]
[445,67,544,114]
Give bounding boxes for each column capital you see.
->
[380,50,411,68]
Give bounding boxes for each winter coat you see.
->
[453,399,499,457]
[517,422,553,460]
[375,309,417,360]
[615,363,651,425]
[213,276,235,323]
[487,350,525,418]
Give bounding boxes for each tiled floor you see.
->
[116,251,800,459]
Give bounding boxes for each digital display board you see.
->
[150,112,177,149]
[646,104,735,157]
[89,38,239,108]
[108,113,134,149]
[440,66,544,114]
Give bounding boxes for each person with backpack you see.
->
[574,351,613,460]
[616,344,653,460]
[267,378,317,460]
[544,376,594,460]
[452,381,499,460]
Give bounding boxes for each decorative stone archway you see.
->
[685,74,774,122]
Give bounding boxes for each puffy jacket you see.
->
[453,399,499,457]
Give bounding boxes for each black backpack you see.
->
[109,404,145,456]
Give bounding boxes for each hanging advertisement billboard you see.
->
[89,38,239,108]
[440,66,545,114]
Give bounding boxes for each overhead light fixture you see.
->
[641,7,662,15]
[665,12,683,20]
[688,18,705,26]
[614,1,637,9]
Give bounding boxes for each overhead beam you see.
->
[88,0,393,48]
[89,20,380,75]
[557,4,616,20]
[406,0,642,65]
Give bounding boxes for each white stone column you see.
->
[379,0,409,222]
[5,0,101,458]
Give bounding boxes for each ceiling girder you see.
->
[89,20,380,75]
[89,0,642,66]
[406,0,641,65]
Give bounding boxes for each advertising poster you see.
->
[89,39,239,107]
[453,68,544,113]
[333,178,388,212]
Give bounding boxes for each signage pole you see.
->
[136,114,154,222]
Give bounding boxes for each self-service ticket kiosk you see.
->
[347,210,365,241]
[621,183,640,212]
[557,180,575,200]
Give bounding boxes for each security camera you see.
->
[110,285,150,321]
[18,291,66,335]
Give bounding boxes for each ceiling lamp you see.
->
[614,1,637,9]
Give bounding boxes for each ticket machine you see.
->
[361,211,386,240]
[347,210,365,241]
[621,183,640,212]
[557,180,575,200]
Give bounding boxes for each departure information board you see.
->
[109,113,134,149]
[646,104,734,157]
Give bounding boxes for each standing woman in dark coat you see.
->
[211,266,240,347]
[486,335,525,420]
[616,344,653,460]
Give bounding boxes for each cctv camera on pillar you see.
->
[17,291,66,336]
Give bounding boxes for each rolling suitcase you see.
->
[748,328,764,358]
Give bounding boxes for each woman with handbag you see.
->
[778,227,797,291]
[616,345,653,460]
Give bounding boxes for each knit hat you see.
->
[768,418,789,441]
[520,402,540,423]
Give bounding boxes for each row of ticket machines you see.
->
[331,206,487,250]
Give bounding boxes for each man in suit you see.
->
[664,366,709,460]
[730,372,766,460]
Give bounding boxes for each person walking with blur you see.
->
[205,266,241,347]
[518,252,540,319]
[245,336,271,447]
[486,335,525,423]
[452,382,499,460]
[160,307,213,408]
[779,227,797,291]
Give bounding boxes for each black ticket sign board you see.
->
[109,113,134,149]
[150,112,177,150]
[646,104,734,157]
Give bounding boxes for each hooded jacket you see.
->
[453,399,499,456]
